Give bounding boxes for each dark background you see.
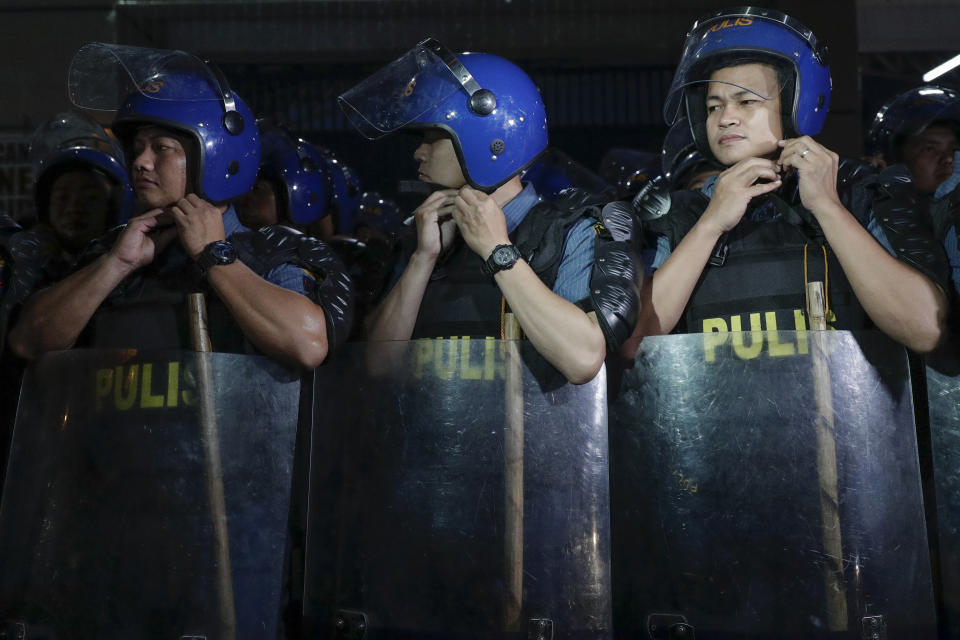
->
[1,0,958,209]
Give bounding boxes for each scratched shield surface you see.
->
[0,349,300,639]
[609,330,936,639]
[304,339,612,639]
[926,354,960,639]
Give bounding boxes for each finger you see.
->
[421,189,458,207]
[457,186,483,205]
[748,179,782,196]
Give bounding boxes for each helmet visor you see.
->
[663,7,819,125]
[29,112,123,175]
[338,41,465,139]
[68,43,230,110]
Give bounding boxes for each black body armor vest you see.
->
[640,161,949,335]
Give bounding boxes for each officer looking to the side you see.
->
[10,44,351,371]
[236,121,332,233]
[630,8,948,353]
[339,38,640,383]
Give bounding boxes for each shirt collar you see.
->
[502,182,542,234]
[701,175,719,198]
[221,204,249,238]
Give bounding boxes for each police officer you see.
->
[340,38,639,383]
[28,112,135,280]
[236,121,332,232]
[631,7,948,353]
[867,86,960,298]
[10,44,351,370]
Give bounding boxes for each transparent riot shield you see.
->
[0,349,301,639]
[303,339,612,639]
[925,350,960,639]
[609,330,937,639]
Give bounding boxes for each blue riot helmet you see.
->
[664,7,831,160]
[322,152,362,234]
[30,111,135,225]
[598,149,661,199]
[339,38,548,192]
[867,85,960,161]
[257,122,331,225]
[522,147,613,201]
[67,43,260,204]
[355,191,403,237]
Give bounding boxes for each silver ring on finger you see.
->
[800,148,810,158]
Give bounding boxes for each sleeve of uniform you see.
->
[231,225,355,351]
[844,161,951,291]
[263,262,311,295]
[552,217,595,303]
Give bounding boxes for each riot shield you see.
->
[0,349,301,639]
[925,350,960,639]
[609,330,937,639]
[303,339,612,639]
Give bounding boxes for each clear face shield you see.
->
[338,38,497,140]
[662,8,820,136]
[29,112,123,176]
[67,42,236,112]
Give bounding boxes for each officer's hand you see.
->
[778,137,841,213]
[167,194,226,259]
[701,157,782,234]
[412,189,459,260]
[452,186,510,259]
[108,208,178,272]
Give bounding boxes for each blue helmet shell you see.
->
[259,125,331,225]
[405,52,548,191]
[323,154,361,234]
[30,112,136,224]
[598,149,661,198]
[114,71,260,203]
[665,8,832,156]
[867,85,960,160]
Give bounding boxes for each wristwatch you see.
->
[195,240,238,276]
[481,244,521,276]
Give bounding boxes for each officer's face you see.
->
[901,124,960,194]
[238,178,280,228]
[130,126,189,209]
[47,169,112,249]
[705,63,783,166]
[413,130,466,188]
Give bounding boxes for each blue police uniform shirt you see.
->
[222,205,310,295]
[646,174,897,271]
[503,182,595,303]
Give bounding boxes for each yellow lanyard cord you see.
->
[500,296,507,340]
[803,244,830,319]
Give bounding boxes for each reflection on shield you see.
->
[926,357,960,639]
[609,330,937,638]
[303,339,612,639]
[0,350,301,639]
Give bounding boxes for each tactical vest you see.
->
[643,160,949,336]
[414,198,600,340]
[677,201,866,334]
[82,242,249,353]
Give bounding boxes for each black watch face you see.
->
[211,241,237,263]
[493,245,516,267]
